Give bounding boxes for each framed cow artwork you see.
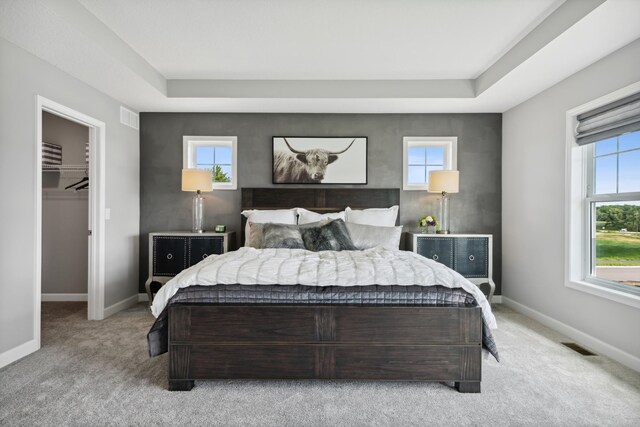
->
[272,136,368,184]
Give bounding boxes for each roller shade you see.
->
[575,92,640,146]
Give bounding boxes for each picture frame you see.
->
[272,136,368,185]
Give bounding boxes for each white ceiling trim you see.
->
[475,0,605,95]
[470,0,567,80]
[47,0,165,93]
[477,0,640,112]
[167,79,475,99]
[0,0,638,113]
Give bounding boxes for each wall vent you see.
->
[561,342,596,356]
[120,106,139,130]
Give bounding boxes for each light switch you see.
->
[105,208,111,220]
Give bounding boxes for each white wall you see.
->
[0,37,140,357]
[502,39,640,363]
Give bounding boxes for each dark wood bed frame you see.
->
[168,188,482,393]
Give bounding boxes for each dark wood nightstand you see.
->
[407,233,495,303]
[144,231,235,305]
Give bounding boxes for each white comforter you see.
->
[151,247,497,329]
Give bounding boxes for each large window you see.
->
[567,89,640,307]
[403,137,457,190]
[183,136,237,190]
[586,132,640,289]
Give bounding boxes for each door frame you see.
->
[35,95,106,327]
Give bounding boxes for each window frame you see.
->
[584,142,640,293]
[565,82,640,309]
[402,136,457,191]
[183,135,238,190]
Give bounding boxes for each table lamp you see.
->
[182,169,213,233]
[428,170,459,234]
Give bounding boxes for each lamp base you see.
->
[192,192,205,233]
[438,191,451,235]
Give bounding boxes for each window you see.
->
[183,136,237,190]
[566,87,640,308]
[586,132,640,289]
[403,137,457,190]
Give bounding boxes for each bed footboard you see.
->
[168,305,482,393]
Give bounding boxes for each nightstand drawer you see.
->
[153,236,188,276]
[454,238,488,278]
[188,236,224,266]
[416,237,454,269]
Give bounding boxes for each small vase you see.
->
[422,225,437,234]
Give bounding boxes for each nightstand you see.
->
[144,231,235,305]
[407,233,495,303]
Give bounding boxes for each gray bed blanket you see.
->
[147,284,499,361]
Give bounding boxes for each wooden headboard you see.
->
[241,188,400,243]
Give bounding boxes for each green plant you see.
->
[212,165,231,183]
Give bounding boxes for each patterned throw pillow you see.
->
[300,219,357,251]
[261,223,305,249]
[241,209,298,246]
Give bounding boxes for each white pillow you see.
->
[296,208,345,225]
[344,205,399,226]
[345,222,403,250]
[241,209,297,246]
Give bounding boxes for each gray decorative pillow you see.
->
[301,219,358,251]
[345,222,403,250]
[261,223,305,249]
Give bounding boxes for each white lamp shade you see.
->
[182,169,213,192]
[428,170,459,194]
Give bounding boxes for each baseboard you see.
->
[502,296,640,372]
[0,339,39,369]
[41,293,88,302]
[103,294,139,318]
[138,293,148,302]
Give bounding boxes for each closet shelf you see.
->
[43,164,88,172]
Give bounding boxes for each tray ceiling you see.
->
[1,0,639,113]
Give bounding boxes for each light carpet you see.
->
[0,302,639,426]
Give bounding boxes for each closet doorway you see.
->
[36,96,105,332]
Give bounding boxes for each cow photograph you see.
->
[272,137,367,184]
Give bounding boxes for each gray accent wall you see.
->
[140,113,502,293]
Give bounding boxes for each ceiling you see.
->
[0,0,639,113]
[78,0,558,80]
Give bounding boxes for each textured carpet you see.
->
[0,302,639,426]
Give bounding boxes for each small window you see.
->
[183,136,237,190]
[403,137,457,190]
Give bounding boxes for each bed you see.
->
[147,188,498,393]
